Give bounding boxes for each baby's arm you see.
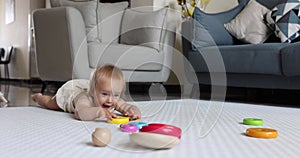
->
[115,99,141,120]
[74,94,116,121]
[74,106,104,121]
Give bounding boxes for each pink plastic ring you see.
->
[120,124,138,133]
[140,123,182,139]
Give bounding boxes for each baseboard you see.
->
[0,78,43,84]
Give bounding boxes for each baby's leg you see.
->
[32,93,62,111]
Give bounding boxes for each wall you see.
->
[201,0,238,13]
[132,0,238,12]
[0,0,30,79]
[0,0,44,79]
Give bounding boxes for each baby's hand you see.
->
[123,106,141,120]
[103,109,118,120]
[97,107,117,120]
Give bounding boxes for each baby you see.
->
[32,64,141,121]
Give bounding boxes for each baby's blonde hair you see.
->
[89,65,125,105]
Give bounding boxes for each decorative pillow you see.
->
[192,0,249,49]
[61,0,99,43]
[224,0,272,44]
[50,0,92,8]
[97,2,128,43]
[50,0,61,7]
[264,0,300,42]
[120,7,168,50]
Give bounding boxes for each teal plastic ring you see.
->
[243,118,264,126]
[129,122,148,129]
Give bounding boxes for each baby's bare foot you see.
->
[31,93,42,102]
[31,93,51,106]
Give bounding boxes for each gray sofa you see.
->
[33,0,176,83]
[182,0,300,90]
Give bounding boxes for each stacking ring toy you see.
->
[243,118,264,126]
[140,123,182,138]
[129,122,148,129]
[120,124,138,132]
[107,116,129,124]
[246,128,278,138]
[130,132,180,149]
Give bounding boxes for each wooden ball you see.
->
[92,128,111,147]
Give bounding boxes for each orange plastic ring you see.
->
[246,128,278,138]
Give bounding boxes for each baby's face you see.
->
[95,79,123,110]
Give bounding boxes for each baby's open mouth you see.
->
[102,104,111,109]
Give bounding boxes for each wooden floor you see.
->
[1,79,300,108]
[0,79,182,107]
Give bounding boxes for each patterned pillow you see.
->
[264,0,300,43]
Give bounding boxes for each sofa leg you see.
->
[41,81,64,95]
[41,82,47,94]
[148,83,167,100]
[190,84,200,99]
[245,88,257,102]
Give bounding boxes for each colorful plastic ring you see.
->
[246,128,278,138]
[129,122,148,129]
[107,116,129,124]
[140,123,182,139]
[120,124,138,132]
[243,118,264,126]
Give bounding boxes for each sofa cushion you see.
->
[61,0,99,43]
[192,0,249,48]
[120,7,168,51]
[224,0,271,44]
[264,0,300,42]
[281,43,300,76]
[88,42,163,71]
[97,2,128,43]
[187,43,289,75]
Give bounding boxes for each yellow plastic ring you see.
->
[107,116,129,124]
[246,128,278,138]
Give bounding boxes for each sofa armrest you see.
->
[162,20,177,49]
[33,7,90,81]
[156,19,177,81]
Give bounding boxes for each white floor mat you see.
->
[0,99,299,158]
